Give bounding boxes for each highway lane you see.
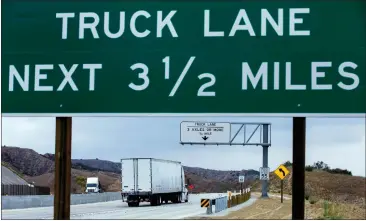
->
[2,193,230,219]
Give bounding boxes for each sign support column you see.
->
[238,175,245,194]
[261,124,269,198]
[292,117,306,220]
[274,164,290,203]
[54,117,72,220]
[281,180,284,203]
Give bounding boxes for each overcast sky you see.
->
[1,117,365,177]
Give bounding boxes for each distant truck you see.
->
[121,158,189,207]
[85,177,103,193]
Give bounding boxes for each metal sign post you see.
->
[54,117,72,220]
[238,175,245,194]
[292,117,306,219]
[261,124,270,198]
[274,164,290,204]
[281,180,284,203]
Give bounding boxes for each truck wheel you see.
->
[150,196,157,206]
[128,202,139,207]
[176,195,180,203]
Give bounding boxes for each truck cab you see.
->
[85,177,102,193]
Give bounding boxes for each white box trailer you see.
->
[121,158,189,207]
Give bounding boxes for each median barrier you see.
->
[214,196,228,213]
[2,192,121,210]
[200,194,232,215]
[199,191,252,215]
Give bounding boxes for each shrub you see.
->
[283,161,292,167]
[76,176,87,192]
[322,201,344,220]
[305,165,314,172]
[313,161,329,170]
[327,168,352,176]
[305,193,310,200]
[305,183,312,200]
[309,196,318,204]
[311,161,353,176]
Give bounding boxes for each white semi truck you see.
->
[85,177,103,193]
[121,158,189,207]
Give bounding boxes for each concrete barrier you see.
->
[2,192,121,210]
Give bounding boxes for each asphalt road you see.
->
[1,193,229,219]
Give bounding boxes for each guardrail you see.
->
[201,188,251,215]
[228,189,251,208]
[2,192,121,210]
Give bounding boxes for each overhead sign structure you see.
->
[238,175,245,183]
[259,167,270,180]
[180,121,230,144]
[2,0,365,116]
[274,164,290,180]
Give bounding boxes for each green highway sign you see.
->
[2,0,365,115]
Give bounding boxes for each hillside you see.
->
[252,167,366,207]
[2,146,54,176]
[24,170,121,193]
[1,146,258,193]
[42,153,259,183]
[2,145,364,206]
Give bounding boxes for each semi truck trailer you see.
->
[121,158,189,207]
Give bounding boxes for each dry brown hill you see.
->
[2,146,257,193]
[24,169,121,194]
[1,146,54,176]
[2,145,364,204]
[252,167,366,207]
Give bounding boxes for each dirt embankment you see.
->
[191,192,366,220]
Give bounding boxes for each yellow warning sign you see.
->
[274,164,290,180]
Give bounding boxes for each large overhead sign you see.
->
[2,0,365,116]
